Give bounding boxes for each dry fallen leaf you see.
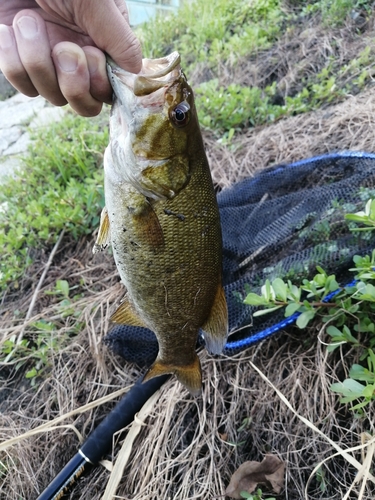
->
[225,454,285,499]
[219,432,228,442]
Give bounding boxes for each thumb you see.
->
[82,0,142,73]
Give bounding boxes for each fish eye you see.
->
[170,101,190,127]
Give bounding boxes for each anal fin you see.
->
[111,299,147,327]
[93,207,111,254]
[201,282,228,355]
[143,354,202,397]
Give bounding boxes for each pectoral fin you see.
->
[143,354,202,397]
[131,198,164,249]
[111,299,147,327]
[93,207,110,254]
[201,283,228,355]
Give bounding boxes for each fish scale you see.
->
[94,51,228,395]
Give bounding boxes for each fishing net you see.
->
[105,151,375,363]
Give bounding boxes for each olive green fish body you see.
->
[96,52,228,395]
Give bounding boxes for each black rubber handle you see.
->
[81,374,169,462]
[36,374,169,500]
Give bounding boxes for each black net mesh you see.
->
[105,151,375,363]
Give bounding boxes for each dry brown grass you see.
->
[207,89,375,190]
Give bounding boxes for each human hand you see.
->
[0,0,142,116]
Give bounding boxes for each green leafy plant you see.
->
[138,0,282,67]
[1,278,84,384]
[196,81,286,135]
[244,199,375,411]
[240,488,276,500]
[320,0,372,27]
[0,112,107,292]
[135,0,375,141]
[2,322,61,385]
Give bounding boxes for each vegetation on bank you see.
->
[0,113,107,291]
[2,0,375,293]
[139,0,375,138]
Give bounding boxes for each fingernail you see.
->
[56,50,79,72]
[0,25,14,49]
[17,16,38,40]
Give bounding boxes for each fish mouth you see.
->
[107,51,181,98]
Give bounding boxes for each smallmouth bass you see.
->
[94,52,228,396]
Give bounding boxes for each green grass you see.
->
[304,0,373,26]
[0,111,107,291]
[137,0,375,139]
[138,0,282,67]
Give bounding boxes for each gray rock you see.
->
[0,94,46,128]
[0,126,22,154]
[3,131,31,156]
[29,106,65,128]
[0,92,67,181]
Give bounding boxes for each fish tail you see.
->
[143,354,202,397]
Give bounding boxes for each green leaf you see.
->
[253,305,283,316]
[331,378,365,401]
[326,325,343,339]
[345,213,367,222]
[369,199,375,220]
[272,278,287,301]
[263,279,273,301]
[243,293,269,306]
[362,384,375,399]
[349,364,374,383]
[365,199,372,216]
[287,283,301,301]
[240,491,254,499]
[339,325,356,344]
[316,266,326,275]
[327,278,339,292]
[285,302,301,317]
[296,309,315,329]
[31,320,55,332]
[240,492,253,499]
[56,280,69,298]
[25,367,38,379]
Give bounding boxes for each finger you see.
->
[52,42,103,117]
[79,0,142,73]
[13,10,66,106]
[82,46,112,105]
[115,0,130,25]
[0,23,38,97]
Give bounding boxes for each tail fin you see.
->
[143,354,202,397]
